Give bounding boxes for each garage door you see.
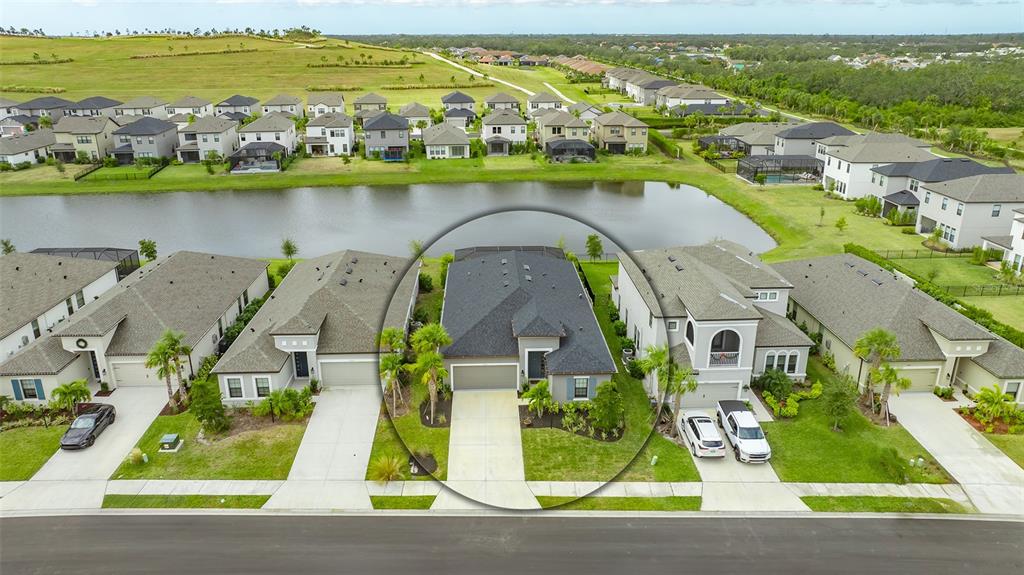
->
[680,382,740,408]
[320,361,378,386]
[112,362,160,386]
[900,368,939,392]
[453,364,518,391]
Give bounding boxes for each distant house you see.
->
[306,93,345,118]
[15,96,73,119]
[668,102,757,118]
[423,122,471,160]
[916,174,1024,250]
[527,92,562,116]
[114,96,170,120]
[363,112,409,161]
[51,116,119,162]
[0,98,19,121]
[0,115,39,137]
[567,101,602,123]
[65,96,122,118]
[485,92,520,111]
[237,112,298,152]
[441,90,475,112]
[304,113,354,157]
[817,133,936,199]
[983,208,1023,276]
[215,95,259,118]
[262,94,303,118]
[167,96,214,118]
[654,84,728,110]
[177,116,239,163]
[398,102,431,136]
[870,158,1013,216]
[443,107,476,130]
[634,78,676,106]
[481,108,527,156]
[534,110,588,148]
[774,122,854,157]
[518,56,548,67]
[591,111,648,154]
[0,129,54,165]
[111,116,178,163]
[353,93,387,114]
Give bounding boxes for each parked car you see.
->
[678,411,725,458]
[60,404,116,450]
[716,400,770,463]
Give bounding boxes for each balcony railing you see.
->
[708,351,739,367]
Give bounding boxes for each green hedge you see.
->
[844,243,1024,349]
[648,130,682,159]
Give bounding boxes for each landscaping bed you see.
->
[418,396,452,428]
[102,494,270,509]
[370,495,437,510]
[367,382,450,481]
[518,404,624,443]
[800,496,969,514]
[536,496,702,511]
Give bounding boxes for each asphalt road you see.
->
[1,515,1020,574]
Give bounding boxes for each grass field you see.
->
[891,257,1003,286]
[0,426,64,481]
[962,296,1024,332]
[800,496,970,514]
[370,495,437,510]
[536,496,702,511]
[102,494,270,509]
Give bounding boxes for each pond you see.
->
[0,181,775,257]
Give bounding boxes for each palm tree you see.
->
[665,365,698,437]
[145,339,178,410]
[378,326,406,354]
[638,344,670,421]
[872,364,911,425]
[408,323,452,424]
[380,352,406,412]
[853,328,901,416]
[159,330,192,401]
[51,379,92,415]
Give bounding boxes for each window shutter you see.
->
[11,380,23,401]
[588,376,597,399]
[34,379,45,401]
[566,377,573,402]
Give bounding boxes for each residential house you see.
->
[398,102,431,136]
[702,122,798,156]
[423,122,470,159]
[0,252,269,401]
[114,96,169,120]
[111,117,178,163]
[534,110,588,148]
[237,112,298,152]
[518,56,548,67]
[591,111,648,154]
[604,67,647,92]
[229,142,288,173]
[655,84,729,110]
[634,78,677,105]
[262,94,303,118]
[0,129,54,165]
[0,98,19,121]
[485,92,520,111]
[167,96,214,119]
[669,103,757,118]
[441,91,475,112]
[916,174,1024,250]
[545,138,596,162]
[65,96,122,118]
[527,92,562,117]
[176,116,239,163]
[818,135,937,199]
[15,96,73,119]
[440,246,616,401]
[363,112,409,161]
[776,253,1024,403]
[481,108,527,156]
[353,93,387,115]
[51,116,119,162]
[870,158,1014,217]
[28,247,140,281]
[304,113,354,157]
[613,241,812,406]
[0,115,38,137]
[567,101,602,123]
[983,208,1024,275]
[443,108,476,130]
[773,122,854,156]
[0,252,119,361]
[212,251,417,404]
[306,93,345,118]
[215,95,259,118]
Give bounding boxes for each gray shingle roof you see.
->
[53,116,114,135]
[306,113,352,128]
[17,96,73,110]
[422,122,469,146]
[67,96,122,110]
[441,247,615,375]
[656,84,724,99]
[827,142,936,164]
[0,128,54,156]
[115,96,167,109]
[307,93,345,107]
[775,122,854,140]
[218,95,259,107]
[0,252,118,340]
[263,94,302,106]
[179,116,238,134]
[363,112,408,131]
[0,334,80,376]
[883,190,919,206]
[398,102,430,117]
[755,309,813,348]
[441,91,474,104]
[871,157,1014,181]
[112,117,176,136]
[170,95,211,108]
[354,92,387,105]
[213,251,416,374]
[539,110,587,129]
[568,101,600,114]
[238,112,294,133]
[922,174,1024,204]
[638,78,675,90]
[485,92,519,105]
[972,337,1024,379]
[482,109,526,126]
[593,110,647,128]
[528,92,561,104]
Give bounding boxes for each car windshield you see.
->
[70,417,96,429]
[737,426,764,440]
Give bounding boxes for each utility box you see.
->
[158,433,182,453]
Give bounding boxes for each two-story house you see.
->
[15,96,73,119]
[590,111,648,154]
[983,208,1024,276]
[167,96,214,119]
[818,136,936,199]
[304,113,354,157]
[215,95,260,119]
[633,78,676,106]
[481,108,527,156]
[113,96,169,120]
[262,94,303,118]
[527,92,562,117]
[916,174,1024,250]
[870,158,1014,217]
[363,112,409,161]
[111,117,178,163]
[0,98,19,121]
[398,102,431,136]
[534,110,588,148]
[774,122,854,157]
[50,116,119,162]
[441,91,475,112]
[65,96,122,118]
[237,112,297,152]
[306,93,345,118]
[485,92,520,111]
[613,241,812,407]
[176,116,239,163]
[353,93,388,126]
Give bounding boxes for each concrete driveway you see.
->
[432,390,538,510]
[890,393,1024,515]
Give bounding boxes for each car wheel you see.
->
[88,436,96,448]
[734,450,740,462]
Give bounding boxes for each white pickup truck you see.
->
[716,400,771,464]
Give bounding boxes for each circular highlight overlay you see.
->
[375,207,677,510]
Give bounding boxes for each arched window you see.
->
[685,321,695,345]
[764,351,776,372]
[709,329,741,367]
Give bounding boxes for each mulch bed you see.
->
[409,452,438,476]
[94,389,115,397]
[518,405,623,443]
[956,408,1013,434]
[419,397,452,428]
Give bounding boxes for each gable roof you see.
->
[398,102,430,117]
[921,173,1024,204]
[441,247,615,375]
[354,92,387,105]
[218,111,249,122]
[179,116,238,134]
[170,96,211,108]
[656,84,724,99]
[818,131,928,148]
[637,78,676,90]
[213,251,416,374]
[444,108,476,119]
[67,96,122,110]
[263,94,302,106]
[775,122,854,141]
[827,142,937,164]
[53,116,114,135]
[482,109,526,126]
[539,110,587,129]
[871,157,1014,181]
[441,91,474,104]
[308,93,345,107]
[485,92,519,104]
[238,112,295,133]
[306,112,352,128]
[0,128,54,156]
[528,92,561,104]
[568,101,601,114]
[422,122,469,146]
[363,111,408,131]
[593,110,648,128]
[112,116,176,136]
[217,95,259,107]
[17,96,73,110]
[115,96,167,110]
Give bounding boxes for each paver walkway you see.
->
[889,393,1024,515]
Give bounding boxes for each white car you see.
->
[677,411,726,458]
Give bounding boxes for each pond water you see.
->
[0,181,775,257]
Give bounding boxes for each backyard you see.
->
[80,165,157,182]
[0,426,64,481]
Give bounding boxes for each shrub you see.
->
[368,455,405,483]
[854,195,882,217]
[933,386,954,400]
[625,360,645,380]
[590,381,624,433]
[754,369,793,400]
[522,380,554,418]
[607,305,620,322]
[194,355,219,383]
[560,402,587,433]
[252,388,314,421]
[795,381,823,400]
[821,350,837,371]
[618,336,635,352]
[190,378,229,433]
[612,320,627,337]
[276,259,296,279]
[127,448,146,466]
[418,272,434,293]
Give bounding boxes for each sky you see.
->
[1,0,1021,36]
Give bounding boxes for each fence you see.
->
[703,157,735,173]
[935,284,1024,297]
[81,165,165,182]
[72,163,102,181]
[876,248,973,259]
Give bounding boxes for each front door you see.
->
[527,351,547,381]
[294,351,309,378]
[88,351,101,380]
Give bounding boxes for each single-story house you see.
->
[28,247,140,281]
[654,84,728,110]
[699,122,798,156]
[423,122,471,159]
[668,103,757,118]
[0,129,54,165]
[304,113,354,157]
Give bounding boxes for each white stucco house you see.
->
[262,94,303,118]
[774,122,854,157]
[215,95,260,118]
[527,92,562,117]
[818,135,936,199]
[916,174,1024,250]
[481,108,527,156]
[306,93,345,118]
[167,96,214,118]
[304,113,354,157]
[113,96,169,120]
[238,112,297,152]
[0,129,54,165]
[176,116,239,163]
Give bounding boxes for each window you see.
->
[18,379,38,399]
[218,318,224,338]
[573,377,589,399]
[31,319,40,338]
[787,352,798,374]
[941,197,948,211]
[75,290,85,308]
[686,321,694,345]
[667,320,679,332]
[924,191,931,204]
[76,136,92,144]
[227,378,243,398]
[764,352,777,371]
[243,289,249,306]
[380,131,386,138]
[255,377,271,398]
[274,133,281,141]
[992,204,1002,217]
[909,179,919,192]
[1006,381,1021,400]
[66,297,75,316]
[871,173,876,184]
[147,137,154,145]
[214,135,220,142]
[201,135,208,143]
[956,203,963,216]
[879,175,885,186]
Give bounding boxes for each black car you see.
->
[60,404,116,450]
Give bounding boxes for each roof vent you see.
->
[503,280,509,287]
[315,266,320,271]
[857,270,868,277]
[502,269,508,276]
[871,279,883,286]
[501,258,507,265]
[844,262,855,269]
[523,264,531,271]
[351,257,358,264]
[168,280,173,284]
[339,278,347,286]
[345,266,353,274]
[668,255,676,262]
[675,264,684,271]
[63,275,67,280]
[578,293,583,298]
[525,275,532,282]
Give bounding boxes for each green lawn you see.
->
[102,494,270,509]
[536,496,702,511]
[0,426,64,481]
[110,411,306,480]
[892,257,1003,286]
[370,495,437,510]
[153,163,229,179]
[81,165,154,181]
[366,382,450,481]
[984,433,1024,470]
[762,359,952,484]
[801,496,970,514]
[962,295,1024,332]
[519,262,700,483]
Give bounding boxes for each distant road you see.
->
[423,52,535,96]
[2,515,1018,574]
[543,82,576,105]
